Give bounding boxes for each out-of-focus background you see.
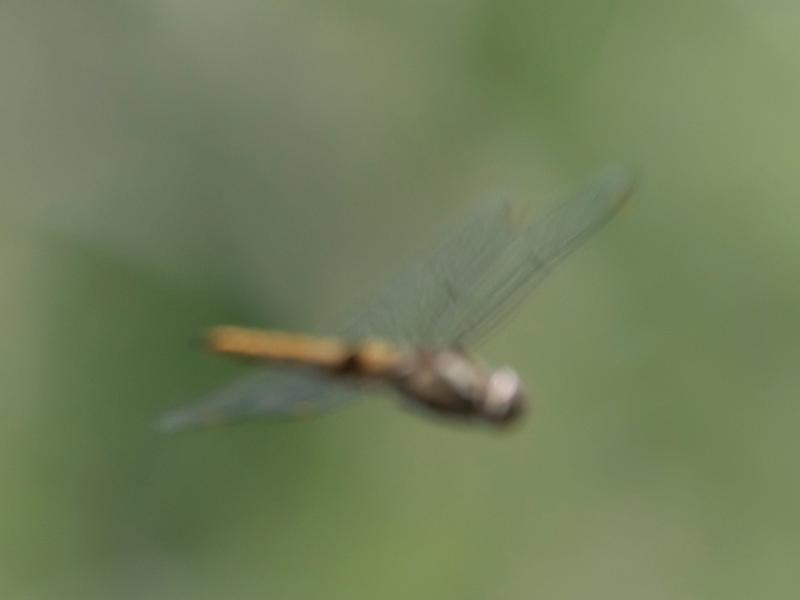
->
[3,2,800,599]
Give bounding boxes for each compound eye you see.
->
[484,367,523,420]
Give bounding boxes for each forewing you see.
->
[349,167,635,345]
[439,167,636,344]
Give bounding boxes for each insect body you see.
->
[205,326,525,426]
[157,168,635,432]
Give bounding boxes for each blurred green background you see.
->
[3,1,800,599]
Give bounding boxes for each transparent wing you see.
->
[351,167,636,345]
[156,370,352,433]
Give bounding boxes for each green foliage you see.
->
[2,2,800,598]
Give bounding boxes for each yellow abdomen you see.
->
[205,326,402,377]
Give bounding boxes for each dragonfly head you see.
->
[480,366,527,426]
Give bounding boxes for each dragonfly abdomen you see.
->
[205,326,404,377]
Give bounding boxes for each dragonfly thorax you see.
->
[390,350,526,427]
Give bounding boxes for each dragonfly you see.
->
[157,168,635,432]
